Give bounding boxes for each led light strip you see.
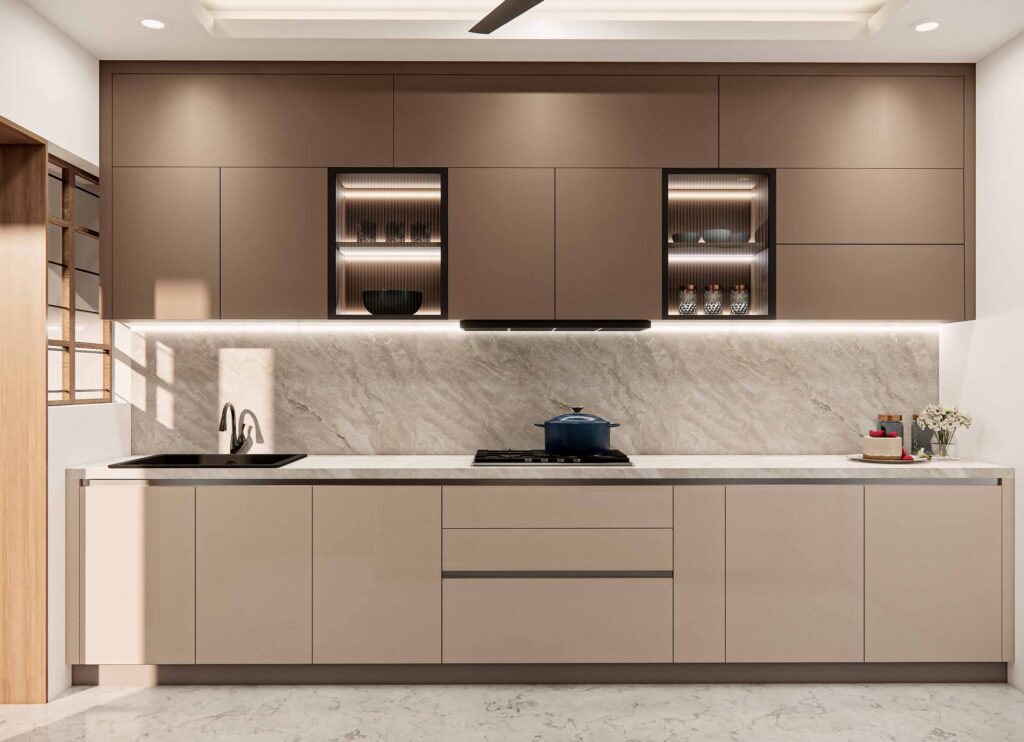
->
[667,191,754,201]
[339,189,441,200]
[668,254,755,263]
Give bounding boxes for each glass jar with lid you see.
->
[730,284,750,315]
[678,284,698,316]
[703,285,723,315]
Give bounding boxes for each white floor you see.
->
[1,683,1022,741]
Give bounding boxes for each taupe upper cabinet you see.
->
[720,75,964,168]
[112,74,393,167]
[448,168,555,319]
[221,168,327,319]
[395,75,718,168]
[555,169,662,320]
[112,167,220,320]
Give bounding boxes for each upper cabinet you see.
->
[394,75,718,168]
[720,75,964,168]
[112,74,394,167]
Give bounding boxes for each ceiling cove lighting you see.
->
[668,191,754,201]
[669,254,755,264]
[339,189,441,200]
[140,18,167,30]
[913,20,940,32]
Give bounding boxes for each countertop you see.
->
[74,454,1013,482]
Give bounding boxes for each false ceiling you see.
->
[23,0,1024,61]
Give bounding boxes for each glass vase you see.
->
[933,436,958,459]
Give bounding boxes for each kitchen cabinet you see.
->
[674,486,725,663]
[196,485,312,664]
[720,75,964,168]
[81,485,195,665]
[112,74,393,167]
[448,168,555,319]
[726,485,864,663]
[776,169,963,245]
[443,578,672,663]
[395,75,718,168]
[865,485,1002,662]
[221,168,327,319]
[555,169,662,320]
[778,244,965,320]
[313,486,441,664]
[112,167,220,319]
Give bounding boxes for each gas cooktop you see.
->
[472,449,632,466]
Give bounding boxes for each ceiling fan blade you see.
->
[470,0,546,34]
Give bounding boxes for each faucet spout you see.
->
[218,402,247,454]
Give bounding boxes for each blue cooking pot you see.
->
[535,407,621,455]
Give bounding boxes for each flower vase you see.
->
[933,438,957,459]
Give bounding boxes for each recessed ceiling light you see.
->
[913,20,940,33]
[140,18,166,30]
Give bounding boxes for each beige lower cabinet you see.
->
[81,485,196,665]
[196,485,313,664]
[313,486,441,663]
[674,486,725,663]
[443,578,673,663]
[865,485,1003,662]
[725,485,864,662]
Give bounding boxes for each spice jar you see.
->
[730,284,750,315]
[911,414,934,455]
[703,285,723,315]
[678,284,698,316]
[877,414,904,441]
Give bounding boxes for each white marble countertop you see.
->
[74,454,1013,481]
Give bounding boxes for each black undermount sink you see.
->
[109,453,306,469]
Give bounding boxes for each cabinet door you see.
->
[777,244,965,320]
[865,485,1002,662]
[726,485,864,662]
[674,486,725,663]
[395,75,717,168]
[313,486,441,664]
[112,167,220,319]
[555,169,662,320]
[196,486,312,664]
[221,168,327,319]
[112,74,393,167]
[720,75,963,168]
[448,168,555,319]
[81,485,195,665]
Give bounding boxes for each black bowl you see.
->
[362,290,423,316]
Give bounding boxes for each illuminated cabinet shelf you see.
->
[328,168,448,319]
[662,169,776,319]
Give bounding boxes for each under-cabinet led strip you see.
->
[339,189,441,200]
[668,254,755,263]
[667,191,754,201]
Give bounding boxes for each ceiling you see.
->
[24,0,1024,62]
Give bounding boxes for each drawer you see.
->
[442,578,672,663]
[442,485,672,529]
[443,528,672,572]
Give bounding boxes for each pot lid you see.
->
[537,407,619,427]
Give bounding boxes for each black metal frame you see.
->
[327,167,449,320]
[661,168,776,320]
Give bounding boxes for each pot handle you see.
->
[534,422,545,428]
[609,423,621,427]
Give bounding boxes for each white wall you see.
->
[0,0,98,164]
[940,29,1024,689]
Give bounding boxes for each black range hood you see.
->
[460,320,651,332]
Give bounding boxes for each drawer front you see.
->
[442,486,672,529]
[443,578,672,663]
[443,528,672,572]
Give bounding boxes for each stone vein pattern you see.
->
[1,683,1022,742]
[122,328,939,456]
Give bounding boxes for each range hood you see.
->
[460,320,651,332]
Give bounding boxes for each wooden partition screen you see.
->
[0,118,48,703]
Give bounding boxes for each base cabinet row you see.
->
[77,483,1008,665]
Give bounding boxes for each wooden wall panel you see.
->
[777,244,965,320]
[221,168,327,319]
[112,167,220,320]
[112,74,393,167]
[448,168,555,319]
[777,169,964,245]
[720,75,964,168]
[395,75,718,168]
[0,142,48,704]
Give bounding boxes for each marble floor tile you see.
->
[1,683,1022,742]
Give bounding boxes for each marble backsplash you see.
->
[119,326,939,455]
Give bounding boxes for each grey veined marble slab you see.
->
[75,454,1013,481]
[120,327,940,456]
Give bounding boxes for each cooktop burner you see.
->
[473,449,632,466]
